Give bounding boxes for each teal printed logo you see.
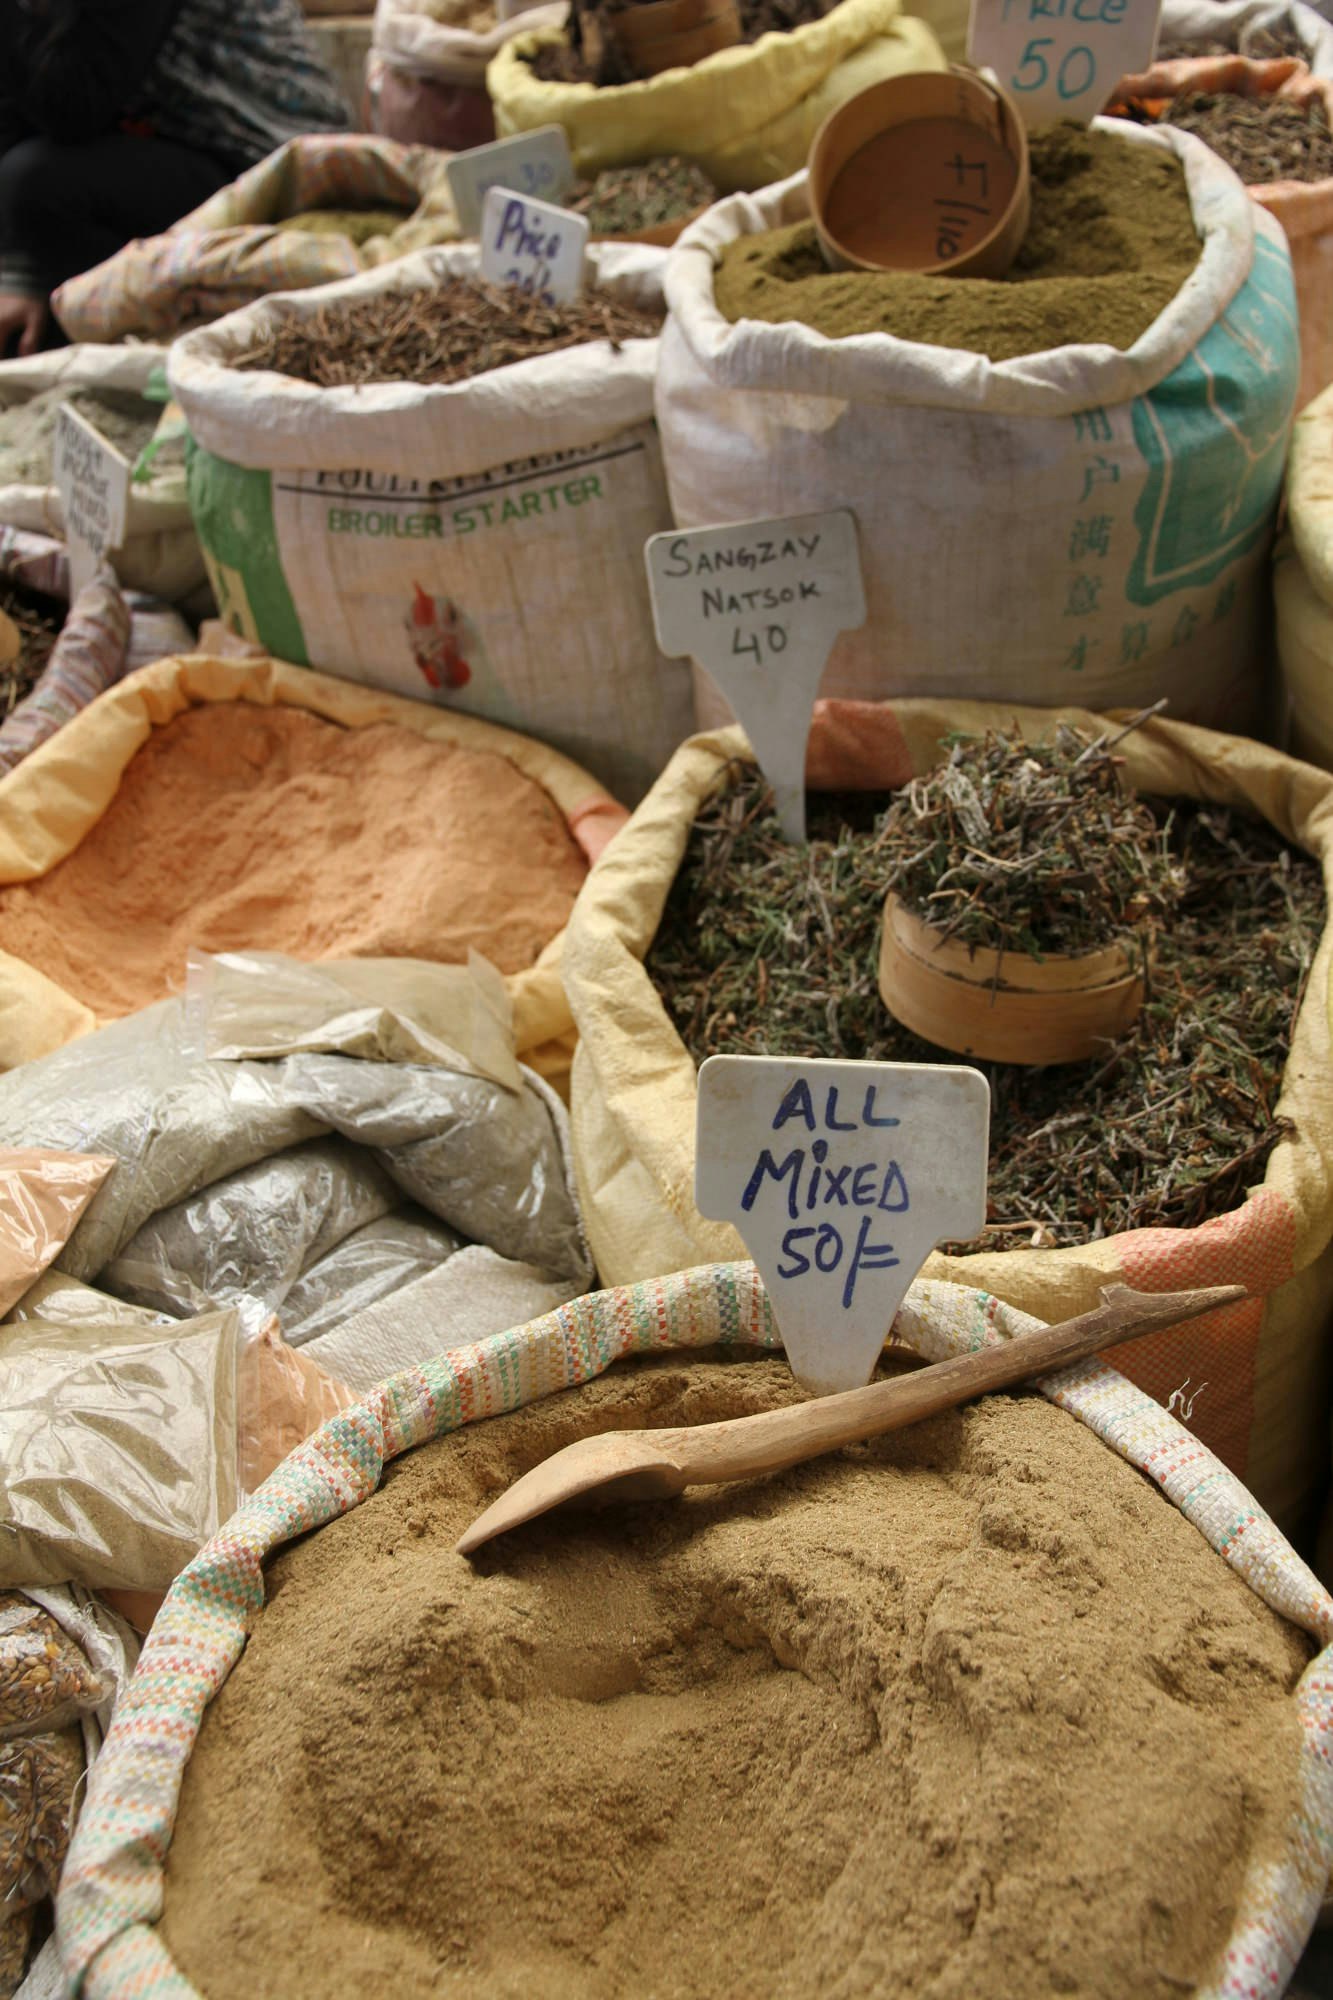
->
[1126,232,1297,606]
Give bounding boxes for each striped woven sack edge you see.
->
[53,1261,1333,1999]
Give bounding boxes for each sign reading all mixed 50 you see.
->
[696,1057,990,1395]
[968,0,1161,125]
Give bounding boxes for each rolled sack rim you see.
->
[166,239,665,475]
[661,119,1269,417]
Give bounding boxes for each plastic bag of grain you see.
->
[0,947,593,1337]
[52,136,460,346]
[168,242,690,803]
[1276,381,1333,764]
[488,0,950,193]
[369,0,566,148]
[51,1261,1333,1996]
[0,349,202,600]
[558,697,1333,1545]
[0,1586,136,2000]
[657,123,1297,737]
[0,651,626,1082]
[1107,58,1333,411]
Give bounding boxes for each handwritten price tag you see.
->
[446,126,575,237]
[479,187,588,305]
[645,510,867,843]
[52,403,130,598]
[968,0,1163,125]
[696,1056,990,1394]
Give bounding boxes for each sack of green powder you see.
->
[488,0,952,193]
[657,120,1297,737]
[52,136,461,346]
[1276,379,1333,767]
[167,242,692,804]
[0,350,202,601]
[559,697,1333,1550]
[1107,53,1333,412]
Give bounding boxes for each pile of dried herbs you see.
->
[1164,90,1333,184]
[1155,21,1309,60]
[648,761,1323,1250]
[880,724,1181,955]
[229,278,663,389]
[0,581,59,717]
[568,158,715,234]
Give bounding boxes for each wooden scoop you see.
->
[457,1282,1244,1556]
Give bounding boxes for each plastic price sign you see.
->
[479,187,588,305]
[967,0,1163,126]
[645,510,867,843]
[446,126,575,237]
[696,1056,990,1394]
[52,402,131,599]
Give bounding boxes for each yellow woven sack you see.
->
[487,0,949,193]
[561,697,1333,1543]
[1276,383,1333,769]
[0,652,627,1087]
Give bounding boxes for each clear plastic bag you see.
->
[0,1153,113,1318]
[280,1207,466,1347]
[102,1138,399,1322]
[0,1311,240,1592]
[255,1053,587,1281]
[0,1599,109,1739]
[0,1002,325,1282]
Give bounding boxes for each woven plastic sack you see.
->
[51,1261,1333,1996]
[51,137,461,346]
[0,532,192,771]
[487,0,949,193]
[1276,383,1333,768]
[658,124,1296,738]
[369,0,565,147]
[168,242,689,804]
[0,349,202,600]
[1152,0,1333,67]
[0,572,130,779]
[559,697,1333,1544]
[0,650,627,1083]
[1108,60,1333,412]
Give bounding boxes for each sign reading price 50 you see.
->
[968,0,1162,126]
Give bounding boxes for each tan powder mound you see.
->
[160,1354,1312,2000]
[0,704,588,1016]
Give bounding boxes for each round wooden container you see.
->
[808,65,1031,278]
[878,892,1145,1066]
[610,0,741,77]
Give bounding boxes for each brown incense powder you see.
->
[0,704,588,1018]
[161,1354,1310,1999]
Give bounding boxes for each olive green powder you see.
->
[715,125,1202,360]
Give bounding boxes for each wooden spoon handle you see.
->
[656,1283,1245,1488]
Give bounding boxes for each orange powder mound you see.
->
[0,704,590,1017]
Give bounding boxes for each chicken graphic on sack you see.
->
[406,583,472,691]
